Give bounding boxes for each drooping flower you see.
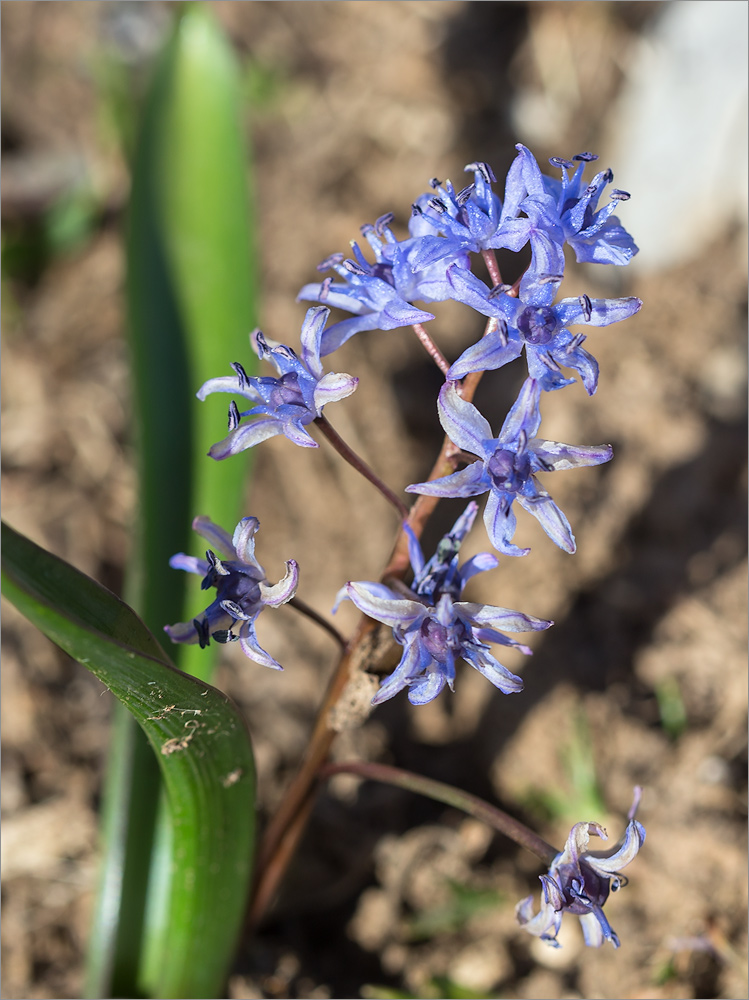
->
[406,380,613,556]
[445,264,642,393]
[516,788,646,949]
[164,515,298,670]
[297,214,466,356]
[196,305,358,456]
[335,502,552,705]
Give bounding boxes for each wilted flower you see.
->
[406,380,613,555]
[164,515,298,670]
[516,788,646,949]
[197,305,358,455]
[335,502,552,705]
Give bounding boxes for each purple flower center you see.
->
[487,448,531,493]
[517,306,557,345]
[268,373,306,408]
[419,615,468,660]
[557,860,611,914]
[215,565,263,610]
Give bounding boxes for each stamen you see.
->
[428,177,441,189]
[573,151,599,162]
[465,161,496,184]
[212,629,239,644]
[221,599,245,620]
[317,252,344,272]
[610,189,630,201]
[579,293,593,321]
[228,400,241,431]
[318,276,332,301]
[427,197,446,214]
[230,361,250,389]
[568,332,587,352]
[343,259,367,276]
[456,184,473,207]
[549,156,575,170]
[193,618,210,649]
[497,318,509,347]
[374,212,394,236]
[253,333,272,359]
[488,283,513,299]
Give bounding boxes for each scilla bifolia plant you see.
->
[169,144,645,950]
[0,23,645,987]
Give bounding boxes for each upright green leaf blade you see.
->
[93,5,261,994]
[2,522,255,999]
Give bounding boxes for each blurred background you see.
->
[2,2,746,998]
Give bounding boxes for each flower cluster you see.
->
[162,142,646,952]
[169,143,640,696]
[516,788,646,948]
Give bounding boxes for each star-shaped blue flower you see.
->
[335,502,552,705]
[516,788,646,949]
[165,515,299,670]
[445,264,642,393]
[514,144,639,267]
[407,160,531,271]
[196,306,358,455]
[297,214,465,356]
[406,380,613,556]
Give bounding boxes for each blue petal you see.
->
[437,382,494,458]
[299,305,330,380]
[484,488,528,557]
[405,461,489,499]
[516,491,575,553]
[447,326,523,380]
[346,582,426,630]
[498,378,542,444]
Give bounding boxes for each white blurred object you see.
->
[610,0,748,273]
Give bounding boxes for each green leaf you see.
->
[1,522,255,999]
[125,0,259,669]
[89,5,262,995]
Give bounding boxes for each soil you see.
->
[2,3,746,1000]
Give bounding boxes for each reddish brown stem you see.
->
[411,322,451,376]
[248,368,490,929]
[481,247,503,286]
[319,761,559,864]
[314,414,409,520]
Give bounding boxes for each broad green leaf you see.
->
[1,522,255,999]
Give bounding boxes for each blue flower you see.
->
[445,265,642,393]
[407,160,531,270]
[406,380,613,556]
[196,305,358,456]
[297,214,465,356]
[516,788,646,949]
[335,502,552,705]
[515,144,639,267]
[164,515,298,670]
